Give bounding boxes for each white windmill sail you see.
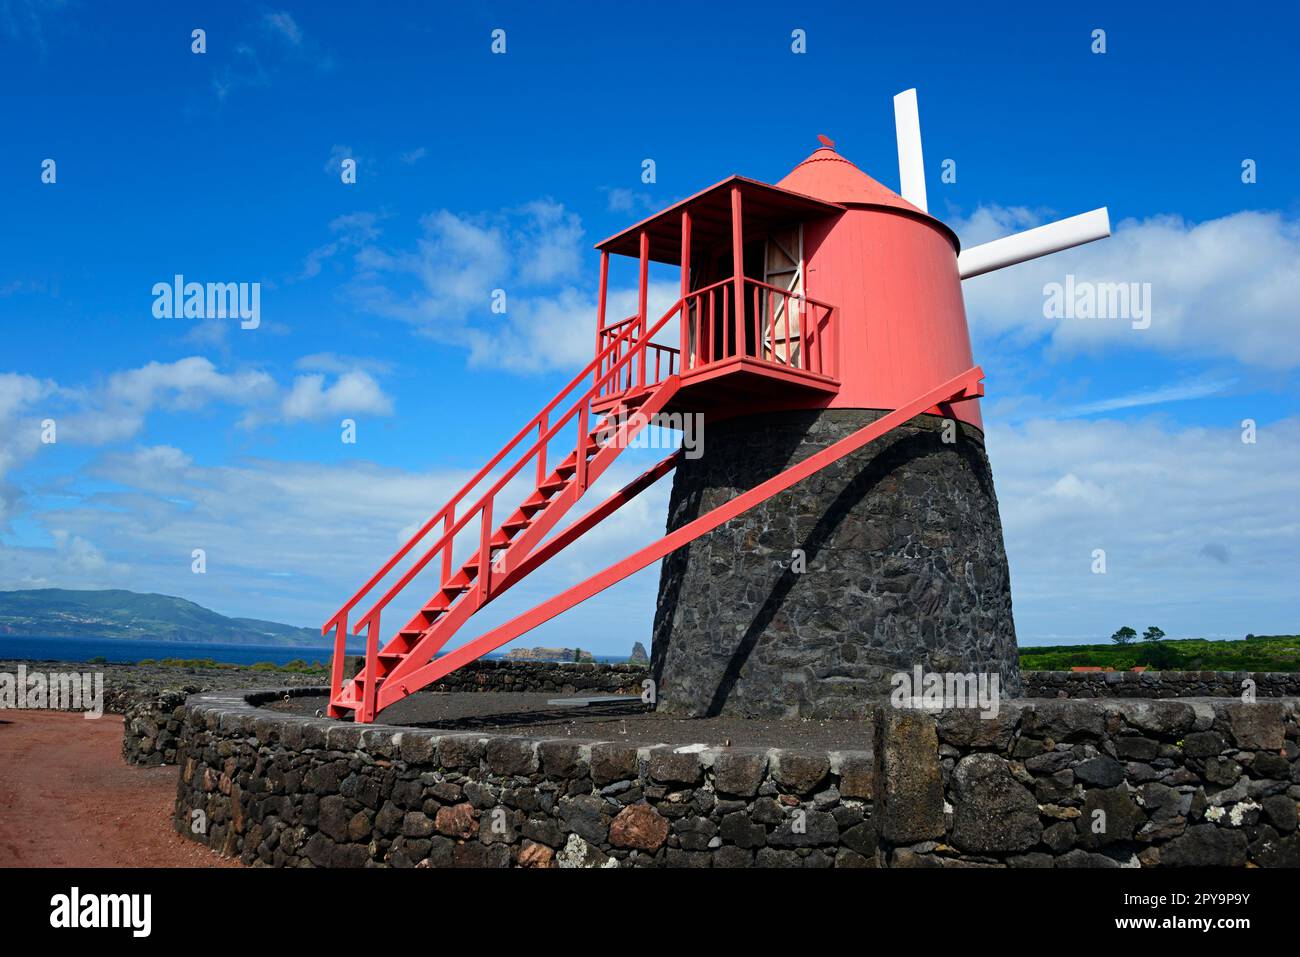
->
[893,89,928,213]
[957,208,1112,279]
[891,88,1112,280]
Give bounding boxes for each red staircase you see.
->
[323,278,985,723]
[323,298,686,722]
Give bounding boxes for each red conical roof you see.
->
[777,146,925,215]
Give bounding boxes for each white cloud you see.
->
[0,372,55,521]
[263,11,302,45]
[955,207,1300,369]
[105,357,275,410]
[279,370,394,422]
[212,43,269,101]
[300,211,383,279]
[294,352,392,377]
[1057,375,1237,418]
[338,199,681,373]
[515,200,584,284]
[0,371,52,419]
[987,414,1300,642]
[0,357,395,527]
[601,187,659,215]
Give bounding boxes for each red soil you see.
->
[0,710,237,867]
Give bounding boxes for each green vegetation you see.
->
[1020,634,1300,672]
[1110,625,1138,645]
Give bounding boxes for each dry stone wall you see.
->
[173,688,1300,867]
[173,689,875,868]
[121,660,646,765]
[875,697,1300,867]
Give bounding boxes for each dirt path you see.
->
[0,710,237,867]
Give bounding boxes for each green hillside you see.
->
[1019,634,1300,672]
[0,588,319,645]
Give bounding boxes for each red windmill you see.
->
[324,89,1111,723]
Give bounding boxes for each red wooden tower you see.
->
[323,90,1110,722]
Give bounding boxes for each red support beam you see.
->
[637,231,649,389]
[360,615,380,723]
[731,186,746,357]
[397,366,986,694]
[477,497,493,605]
[440,509,454,582]
[680,210,691,368]
[595,251,609,389]
[325,614,347,718]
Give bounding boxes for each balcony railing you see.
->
[594,276,837,405]
[682,276,837,380]
[595,315,680,401]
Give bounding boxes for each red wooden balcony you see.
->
[591,176,844,416]
[593,274,838,414]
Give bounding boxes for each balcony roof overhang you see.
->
[594,175,846,265]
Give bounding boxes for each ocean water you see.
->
[0,635,629,666]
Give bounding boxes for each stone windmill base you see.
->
[651,409,1020,718]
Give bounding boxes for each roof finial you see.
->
[817,134,835,149]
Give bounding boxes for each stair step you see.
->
[538,476,569,493]
[444,572,472,591]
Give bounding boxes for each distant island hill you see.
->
[0,589,652,662]
[0,588,321,646]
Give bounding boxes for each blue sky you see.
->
[1,0,1298,653]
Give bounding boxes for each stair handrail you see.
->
[321,304,666,641]
[347,297,687,638]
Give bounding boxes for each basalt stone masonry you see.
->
[173,689,1300,867]
[173,688,877,868]
[652,409,1019,718]
[876,697,1300,867]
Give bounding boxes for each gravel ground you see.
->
[0,710,238,867]
[269,691,875,751]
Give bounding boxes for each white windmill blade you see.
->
[893,89,928,212]
[957,208,1111,280]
